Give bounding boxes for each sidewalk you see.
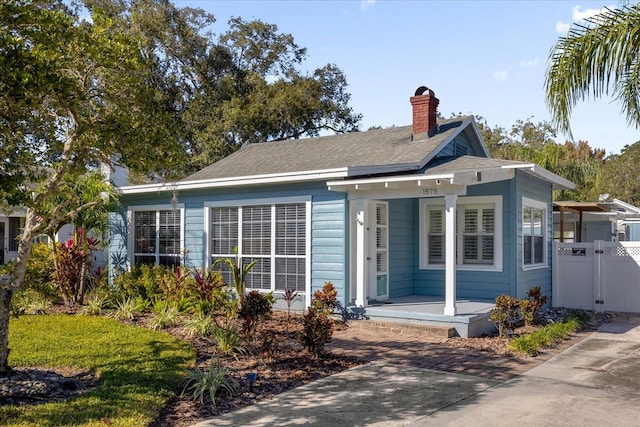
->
[192,319,604,427]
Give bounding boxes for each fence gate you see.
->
[553,241,640,313]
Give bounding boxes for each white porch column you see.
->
[355,199,366,307]
[444,193,457,316]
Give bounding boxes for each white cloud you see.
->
[493,70,508,81]
[520,58,539,67]
[360,0,376,11]
[555,21,571,34]
[572,5,606,21]
[556,5,615,34]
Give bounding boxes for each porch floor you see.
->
[346,296,496,338]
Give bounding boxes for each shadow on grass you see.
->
[2,315,195,427]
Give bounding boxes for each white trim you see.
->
[205,198,312,299]
[501,164,574,190]
[522,196,549,271]
[204,196,312,208]
[127,204,185,267]
[419,195,503,272]
[119,169,348,194]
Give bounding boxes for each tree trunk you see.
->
[0,281,14,375]
[0,209,36,374]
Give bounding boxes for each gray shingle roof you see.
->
[183,116,475,182]
[425,156,527,175]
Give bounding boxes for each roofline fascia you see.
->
[501,163,575,190]
[119,168,349,195]
[612,198,640,214]
[467,118,492,158]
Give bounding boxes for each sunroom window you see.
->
[210,201,308,292]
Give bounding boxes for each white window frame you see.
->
[127,204,185,267]
[522,197,548,270]
[204,197,312,296]
[419,195,503,271]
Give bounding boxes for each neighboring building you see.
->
[553,199,640,243]
[109,86,574,314]
[0,212,25,265]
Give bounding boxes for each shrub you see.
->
[239,290,273,335]
[24,243,58,301]
[298,306,333,358]
[212,323,246,359]
[490,294,521,337]
[147,299,181,330]
[192,267,226,301]
[109,296,145,320]
[11,289,53,315]
[508,318,580,356]
[311,282,339,316]
[183,312,216,338]
[182,357,238,406]
[521,286,549,326]
[80,289,112,315]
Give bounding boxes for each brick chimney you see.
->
[410,86,439,137]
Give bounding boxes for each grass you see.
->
[1,314,195,427]
[508,316,583,356]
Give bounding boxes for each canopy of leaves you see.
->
[545,4,640,138]
[88,0,362,174]
[476,116,605,201]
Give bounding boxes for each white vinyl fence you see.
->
[553,241,640,313]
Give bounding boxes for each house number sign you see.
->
[422,188,439,197]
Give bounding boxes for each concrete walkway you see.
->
[192,315,640,427]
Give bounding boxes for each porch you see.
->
[344,296,496,338]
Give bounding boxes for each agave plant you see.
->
[182,356,238,405]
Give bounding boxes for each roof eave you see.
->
[119,168,349,195]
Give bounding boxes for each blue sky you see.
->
[173,0,637,155]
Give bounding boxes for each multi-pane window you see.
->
[9,217,23,252]
[132,208,182,267]
[421,196,501,270]
[426,208,444,263]
[210,202,307,292]
[462,206,494,264]
[523,201,546,266]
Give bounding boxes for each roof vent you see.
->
[410,86,439,137]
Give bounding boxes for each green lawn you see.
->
[1,314,195,427]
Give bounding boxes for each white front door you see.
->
[349,200,389,305]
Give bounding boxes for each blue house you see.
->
[109,87,574,334]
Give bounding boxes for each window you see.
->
[9,217,23,252]
[523,198,547,267]
[209,201,308,292]
[419,196,502,271]
[462,205,495,264]
[130,206,183,267]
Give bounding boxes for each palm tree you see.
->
[545,4,640,138]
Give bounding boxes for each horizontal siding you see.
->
[516,171,553,299]
[413,179,515,299]
[311,197,348,306]
[388,199,414,298]
[184,206,204,269]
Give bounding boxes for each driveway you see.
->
[192,314,640,427]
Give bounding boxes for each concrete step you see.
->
[346,319,456,339]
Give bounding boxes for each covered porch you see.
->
[344,296,495,338]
